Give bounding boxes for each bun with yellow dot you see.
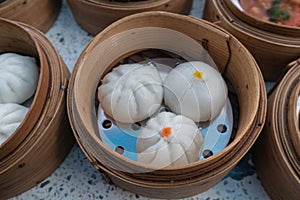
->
[136,112,204,168]
[163,61,228,122]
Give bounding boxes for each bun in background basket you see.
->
[0,17,74,200]
[67,11,267,198]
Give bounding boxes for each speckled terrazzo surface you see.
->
[10,0,271,199]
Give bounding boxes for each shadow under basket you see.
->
[253,59,300,200]
[0,18,74,200]
[203,0,300,82]
[0,0,62,32]
[67,11,267,199]
[67,0,193,35]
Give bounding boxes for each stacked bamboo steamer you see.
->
[253,59,300,200]
[0,18,74,200]
[203,0,300,81]
[203,1,300,198]
[67,11,267,198]
[67,0,193,35]
[0,0,62,32]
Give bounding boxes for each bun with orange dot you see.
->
[136,112,204,168]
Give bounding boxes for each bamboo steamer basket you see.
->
[0,0,62,32]
[203,0,300,82]
[253,59,300,200]
[67,0,193,35]
[67,11,267,198]
[0,18,74,200]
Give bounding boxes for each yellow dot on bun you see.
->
[193,71,204,79]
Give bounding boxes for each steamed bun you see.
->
[0,53,39,104]
[137,112,204,168]
[0,103,29,145]
[163,61,228,122]
[98,63,163,123]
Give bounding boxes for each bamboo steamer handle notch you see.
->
[203,0,235,28]
[188,15,232,74]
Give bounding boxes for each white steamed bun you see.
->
[0,53,39,104]
[136,112,204,168]
[163,61,228,122]
[0,103,29,145]
[98,63,163,123]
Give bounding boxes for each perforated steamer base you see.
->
[96,59,233,163]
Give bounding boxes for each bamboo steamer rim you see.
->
[0,18,69,171]
[253,59,300,199]
[74,82,266,187]
[0,17,50,160]
[84,0,180,10]
[68,10,262,170]
[210,0,300,45]
[271,59,300,176]
[0,18,73,199]
[0,0,10,7]
[214,0,300,46]
[0,0,26,12]
[0,0,61,32]
[203,0,300,82]
[68,10,266,180]
[288,77,300,159]
[224,0,300,37]
[67,0,193,35]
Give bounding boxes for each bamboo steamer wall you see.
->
[253,59,300,200]
[0,18,74,200]
[67,11,267,199]
[203,0,300,82]
[0,0,62,32]
[67,0,193,35]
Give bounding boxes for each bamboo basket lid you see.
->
[0,0,62,32]
[203,0,300,82]
[253,59,300,200]
[67,11,267,198]
[0,18,74,200]
[67,0,193,35]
